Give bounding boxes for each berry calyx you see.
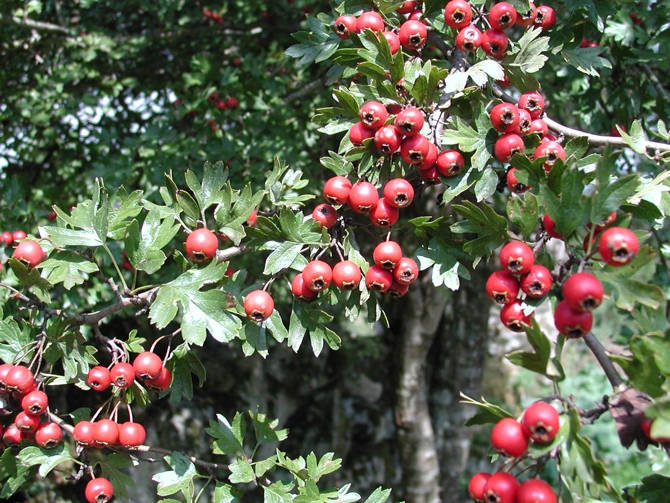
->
[553,300,593,338]
[359,101,388,130]
[490,103,520,133]
[562,272,604,312]
[490,417,529,457]
[533,141,565,171]
[489,2,517,31]
[35,422,62,449]
[302,260,333,292]
[520,265,553,298]
[244,290,275,322]
[500,300,533,332]
[483,472,520,503]
[333,15,357,39]
[132,351,163,381]
[398,20,427,50]
[110,362,135,388]
[185,228,218,262]
[387,281,409,297]
[494,133,524,163]
[85,477,114,503]
[373,241,403,270]
[118,421,146,447]
[332,261,362,291]
[365,265,394,293]
[499,241,534,275]
[348,181,379,213]
[598,227,639,266]
[394,257,419,285]
[312,204,338,229]
[515,109,533,136]
[516,3,537,27]
[534,5,556,31]
[486,270,520,304]
[13,240,45,268]
[522,402,560,443]
[416,142,439,170]
[323,176,352,206]
[88,366,111,391]
[444,0,473,30]
[384,178,414,208]
[146,366,172,392]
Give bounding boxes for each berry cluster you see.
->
[1,231,47,271]
[468,402,560,502]
[334,10,428,54]
[207,92,239,113]
[201,8,224,24]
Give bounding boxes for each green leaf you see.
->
[461,393,514,426]
[99,453,137,500]
[250,411,289,445]
[414,238,463,290]
[505,318,552,375]
[441,115,493,172]
[541,168,585,238]
[16,443,73,478]
[107,188,143,239]
[40,227,104,248]
[39,251,99,290]
[506,192,539,238]
[207,412,246,456]
[510,27,550,73]
[564,136,589,160]
[214,482,242,503]
[451,201,508,257]
[240,322,268,358]
[152,452,197,497]
[229,457,255,484]
[591,174,640,223]
[265,309,288,343]
[8,258,53,293]
[624,474,670,503]
[125,209,180,274]
[177,190,200,222]
[264,242,304,275]
[561,46,612,77]
[474,168,498,202]
[364,488,392,503]
[619,119,647,154]
[263,482,294,503]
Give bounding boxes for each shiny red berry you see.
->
[490,417,529,457]
[543,214,563,239]
[88,366,111,391]
[399,20,427,50]
[481,29,508,58]
[374,125,402,154]
[349,122,376,146]
[5,365,35,395]
[456,26,483,53]
[553,300,592,338]
[401,134,431,164]
[522,402,560,443]
[516,479,557,503]
[0,363,14,392]
[365,265,394,293]
[486,270,520,304]
[396,1,416,14]
[119,421,146,447]
[500,300,533,332]
[383,31,401,55]
[641,417,670,443]
[419,166,442,184]
[356,11,384,33]
[373,241,403,270]
[292,273,319,300]
[13,230,27,241]
[3,423,23,446]
[483,472,520,503]
[185,228,218,262]
[395,107,425,137]
[507,168,530,193]
[515,109,533,136]
[494,133,524,163]
[534,5,556,31]
[85,477,114,503]
[146,366,172,392]
[598,227,639,266]
[489,2,517,30]
[110,362,135,388]
[360,101,388,130]
[14,240,45,268]
[35,422,62,449]
[348,181,379,213]
[435,150,465,177]
[587,211,617,232]
[500,241,534,275]
[132,352,163,381]
[21,389,48,416]
[518,92,545,119]
[93,418,119,446]
[333,15,357,39]
[16,411,41,432]
[394,257,419,285]
[416,142,439,170]
[323,176,352,206]
[244,290,275,322]
[73,421,95,446]
[312,204,338,229]
[529,119,548,138]
[534,141,565,171]
[302,260,333,292]
[384,178,414,208]
[562,272,603,312]
[369,198,399,227]
[444,0,473,29]
[0,231,13,246]
[520,265,553,298]
[332,261,362,291]
[516,3,537,27]
[490,103,520,133]
[468,473,491,502]
[387,281,409,297]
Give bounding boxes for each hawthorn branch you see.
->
[216,245,248,263]
[583,333,626,393]
[73,288,157,326]
[0,13,71,34]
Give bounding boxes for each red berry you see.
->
[598,227,639,266]
[208,92,220,104]
[35,422,62,449]
[416,142,439,170]
[88,366,111,391]
[384,178,414,208]
[395,107,425,137]
[396,1,416,14]
[529,119,548,138]
[408,9,424,22]
[246,210,258,228]
[146,366,172,392]
[16,411,41,432]
[515,109,533,136]
[85,478,114,503]
[444,0,473,29]
[456,26,483,53]
[348,181,379,213]
[641,417,670,443]
[401,134,431,164]
[518,92,545,119]
[394,257,419,285]
[534,5,556,31]
[435,150,465,177]
[516,479,557,503]
[216,100,227,111]
[562,272,603,312]
[365,265,394,293]
[374,125,402,154]
[587,211,617,232]
[333,15,357,39]
[507,168,530,193]
[520,265,553,298]
[360,101,388,130]
[553,300,593,338]
[292,273,319,300]
[225,97,239,109]
[373,241,403,270]
[468,473,491,502]
[332,261,362,291]
[500,300,533,332]
[516,3,537,27]
[21,389,48,416]
[489,2,517,30]
[132,351,163,381]
[323,176,352,206]
[0,363,14,392]
[93,418,119,446]
[244,290,275,322]
[494,133,524,163]
[543,214,563,239]
[369,198,400,227]
[312,204,338,228]
[5,365,35,395]
[490,417,529,457]
[185,228,218,262]
[398,20,427,50]
[356,11,384,33]
[483,472,520,503]
[500,241,534,275]
[3,423,24,446]
[522,402,561,443]
[419,166,442,184]
[383,31,401,54]
[302,260,333,292]
[486,270,520,304]
[481,29,508,58]
[73,421,95,446]
[118,421,146,447]
[387,281,409,297]
[349,122,376,146]
[490,103,520,133]
[533,141,565,171]
[13,240,45,268]
[0,231,14,246]
[13,230,27,241]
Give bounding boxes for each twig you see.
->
[0,13,71,34]
[216,245,248,264]
[583,333,626,392]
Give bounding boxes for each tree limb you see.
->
[583,332,626,393]
[0,13,71,34]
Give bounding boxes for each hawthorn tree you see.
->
[1,0,670,502]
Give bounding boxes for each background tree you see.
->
[0,0,670,503]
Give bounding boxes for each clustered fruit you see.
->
[468,402,560,502]
[1,230,48,272]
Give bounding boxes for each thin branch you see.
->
[73,288,157,326]
[215,245,248,263]
[0,13,71,34]
[642,66,670,103]
[583,333,626,393]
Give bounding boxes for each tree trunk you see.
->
[392,282,449,503]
